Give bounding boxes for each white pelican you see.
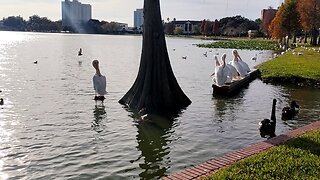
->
[229,50,247,77]
[92,60,107,102]
[219,54,238,82]
[212,55,227,86]
[233,50,250,73]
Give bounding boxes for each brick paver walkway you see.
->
[163,121,320,180]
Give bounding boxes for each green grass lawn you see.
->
[206,130,320,180]
[259,47,320,80]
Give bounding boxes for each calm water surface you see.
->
[0,31,319,179]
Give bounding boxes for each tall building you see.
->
[62,0,92,27]
[261,8,277,35]
[134,8,144,30]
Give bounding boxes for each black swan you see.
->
[0,98,3,105]
[259,99,277,138]
[282,100,299,120]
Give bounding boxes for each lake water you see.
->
[0,31,319,179]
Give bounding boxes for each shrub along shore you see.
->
[206,130,320,179]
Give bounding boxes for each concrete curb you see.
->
[163,121,320,180]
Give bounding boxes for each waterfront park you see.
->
[167,0,320,179]
[0,0,319,179]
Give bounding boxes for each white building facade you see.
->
[134,8,144,30]
[62,0,92,27]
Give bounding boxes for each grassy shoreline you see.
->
[206,130,320,179]
[175,35,319,88]
[258,47,320,88]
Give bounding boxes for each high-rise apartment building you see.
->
[62,0,92,27]
[134,9,144,30]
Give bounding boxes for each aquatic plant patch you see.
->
[196,39,278,50]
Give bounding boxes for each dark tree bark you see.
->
[119,0,191,117]
[304,32,308,44]
[311,27,319,46]
[293,35,297,44]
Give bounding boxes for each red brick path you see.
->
[163,121,320,180]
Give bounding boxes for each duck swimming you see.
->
[251,54,257,62]
[282,100,299,120]
[78,48,83,56]
[259,99,277,138]
[0,98,3,105]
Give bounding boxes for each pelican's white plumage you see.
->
[92,60,107,97]
[233,49,250,73]
[229,50,248,77]
[93,75,107,96]
[239,59,250,73]
[225,64,238,81]
[213,55,228,86]
[221,54,238,83]
[229,58,247,78]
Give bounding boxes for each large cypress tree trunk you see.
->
[119,0,191,117]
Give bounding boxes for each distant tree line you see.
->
[164,15,262,37]
[1,15,62,32]
[269,0,320,46]
[83,19,140,34]
[0,15,138,34]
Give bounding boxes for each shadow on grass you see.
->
[283,136,320,156]
[265,133,320,156]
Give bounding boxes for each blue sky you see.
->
[0,0,282,26]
